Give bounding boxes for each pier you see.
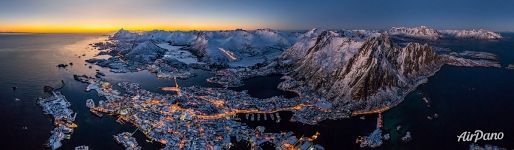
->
[242,112,281,123]
[160,77,181,96]
[351,106,390,116]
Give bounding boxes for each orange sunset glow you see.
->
[0,0,286,33]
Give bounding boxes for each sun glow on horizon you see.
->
[0,0,286,33]
[0,23,265,33]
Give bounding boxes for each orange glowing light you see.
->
[0,23,262,33]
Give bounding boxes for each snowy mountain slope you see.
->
[280,29,499,112]
[124,41,167,63]
[389,26,442,40]
[110,29,139,41]
[282,28,379,64]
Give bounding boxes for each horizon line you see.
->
[1,26,510,33]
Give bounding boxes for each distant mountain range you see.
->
[111,28,298,65]
[388,26,502,40]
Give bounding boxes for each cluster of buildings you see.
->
[80,77,325,149]
[38,91,77,150]
[114,132,141,150]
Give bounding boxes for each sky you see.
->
[0,0,513,33]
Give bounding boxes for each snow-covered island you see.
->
[441,29,502,40]
[388,26,502,40]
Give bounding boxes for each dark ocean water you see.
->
[382,34,514,150]
[0,33,513,150]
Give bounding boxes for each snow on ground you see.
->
[157,43,200,64]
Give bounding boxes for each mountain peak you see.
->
[281,32,443,111]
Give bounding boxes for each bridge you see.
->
[160,77,181,96]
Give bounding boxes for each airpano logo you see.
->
[457,130,504,142]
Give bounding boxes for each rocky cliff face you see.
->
[282,30,443,111]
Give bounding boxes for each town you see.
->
[79,75,326,149]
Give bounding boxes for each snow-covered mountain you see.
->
[440,29,502,40]
[110,28,139,41]
[282,28,379,63]
[388,26,502,40]
[110,29,298,66]
[124,41,167,63]
[282,31,442,111]
[280,29,499,112]
[389,26,442,40]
